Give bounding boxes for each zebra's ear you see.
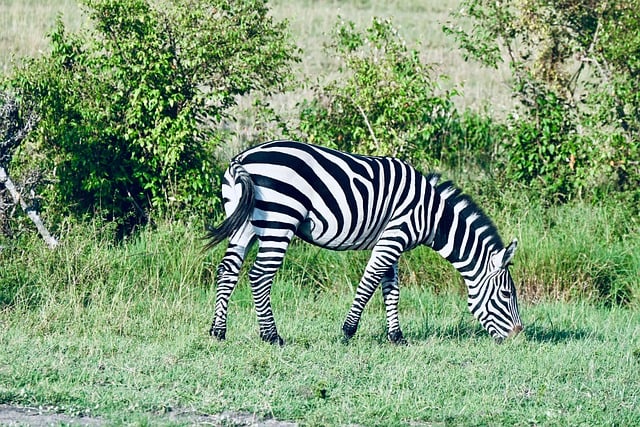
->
[501,238,518,268]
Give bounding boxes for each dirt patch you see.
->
[166,409,299,426]
[0,404,103,427]
[0,404,299,426]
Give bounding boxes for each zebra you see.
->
[205,140,523,345]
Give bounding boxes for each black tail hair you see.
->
[203,164,255,251]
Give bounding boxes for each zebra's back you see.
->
[233,140,427,250]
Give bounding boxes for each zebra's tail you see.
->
[203,162,255,252]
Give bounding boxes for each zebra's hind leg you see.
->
[248,232,295,346]
[381,263,406,345]
[210,223,255,340]
[342,241,402,343]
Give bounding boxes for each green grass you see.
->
[2,275,639,426]
[1,217,639,425]
[2,281,640,426]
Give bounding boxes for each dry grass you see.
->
[0,0,513,112]
[0,0,82,75]
[270,0,512,112]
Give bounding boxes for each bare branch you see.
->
[1,92,39,164]
[0,91,58,249]
[0,166,58,248]
[350,96,379,151]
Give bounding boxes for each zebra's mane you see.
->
[426,173,505,250]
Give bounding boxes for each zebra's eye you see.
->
[500,289,511,299]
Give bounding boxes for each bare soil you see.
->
[0,404,298,426]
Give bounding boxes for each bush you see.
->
[506,79,585,201]
[295,17,510,185]
[5,0,299,228]
[297,18,460,167]
[445,0,640,203]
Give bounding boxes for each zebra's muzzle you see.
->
[494,324,523,344]
[508,324,523,338]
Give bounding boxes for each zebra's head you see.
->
[469,238,523,342]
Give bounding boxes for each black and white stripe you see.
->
[205,140,523,344]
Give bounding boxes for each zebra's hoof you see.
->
[342,323,357,343]
[210,326,226,341]
[388,330,407,345]
[261,332,285,346]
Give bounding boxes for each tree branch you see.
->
[1,91,59,249]
[0,166,58,248]
[351,97,379,151]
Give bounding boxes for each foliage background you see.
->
[5,0,299,230]
[0,0,638,304]
[445,0,640,201]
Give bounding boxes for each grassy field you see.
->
[0,215,639,425]
[0,0,512,112]
[1,1,639,425]
[2,290,639,426]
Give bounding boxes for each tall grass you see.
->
[2,185,638,314]
[276,189,640,307]
[499,194,640,306]
[0,0,82,75]
[1,219,639,425]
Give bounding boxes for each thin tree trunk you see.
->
[0,166,58,249]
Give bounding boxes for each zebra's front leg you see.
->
[381,263,406,345]
[343,244,401,342]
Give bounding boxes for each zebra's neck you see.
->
[422,176,504,285]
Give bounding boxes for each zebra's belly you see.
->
[295,215,381,251]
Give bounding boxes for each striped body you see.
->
[206,141,522,344]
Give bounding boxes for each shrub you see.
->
[5,0,299,228]
[297,18,460,167]
[506,78,586,201]
[295,17,510,184]
[445,0,640,202]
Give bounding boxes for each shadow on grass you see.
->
[403,320,600,344]
[408,319,487,342]
[520,323,600,343]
